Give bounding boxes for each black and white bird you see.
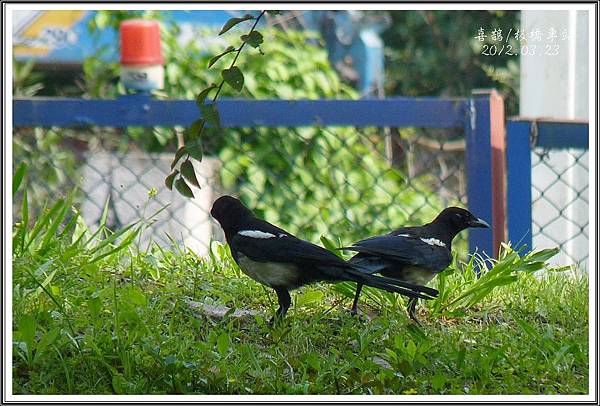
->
[343,207,490,324]
[210,195,438,322]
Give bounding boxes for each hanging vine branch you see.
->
[166,10,279,198]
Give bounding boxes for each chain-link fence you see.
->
[531,147,589,268]
[13,124,467,255]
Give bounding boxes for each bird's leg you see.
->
[351,283,364,315]
[269,287,291,325]
[407,297,421,326]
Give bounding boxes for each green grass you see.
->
[12,172,589,395]
[12,231,589,394]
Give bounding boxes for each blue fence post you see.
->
[465,89,505,259]
[505,120,533,253]
[506,119,588,254]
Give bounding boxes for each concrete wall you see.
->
[520,10,589,268]
[81,151,221,255]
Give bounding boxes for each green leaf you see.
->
[406,340,417,359]
[513,316,541,340]
[431,374,447,391]
[331,281,354,298]
[186,119,205,142]
[112,373,125,395]
[219,14,255,35]
[296,290,324,308]
[71,214,89,246]
[241,31,263,48]
[33,259,55,279]
[165,170,179,190]
[87,224,137,256]
[446,274,518,309]
[200,104,220,127]
[24,198,64,252]
[87,297,102,319]
[19,187,29,254]
[181,160,200,188]
[186,139,203,161]
[266,10,281,16]
[87,222,137,255]
[35,328,59,361]
[305,352,321,372]
[456,346,466,369]
[217,332,230,356]
[320,235,344,258]
[38,191,75,255]
[124,286,147,307]
[33,266,58,298]
[18,314,36,360]
[222,67,244,92]
[196,84,218,107]
[171,146,187,170]
[394,334,404,350]
[99,196,110,228]
[87,225,140,265]
[149,265,161,281]
[526,247,559,263]
[13,162,27,196]
[175,177,194,198]
[208,46,236,68]
[58,210,79,239]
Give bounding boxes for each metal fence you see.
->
[532,148,589,267]
[12,123,467,256]
[13,93,507,259]
[13,96,591,267]
[506,120,589,269]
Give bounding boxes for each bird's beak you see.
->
[470,218,490,228]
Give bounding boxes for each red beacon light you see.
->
[119,19,164,91]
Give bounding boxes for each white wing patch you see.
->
[420,237,446,247]
[238,230,276,239]
[397,233,411,237]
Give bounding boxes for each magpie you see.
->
[342,207,490,324]
[210,195,438,322]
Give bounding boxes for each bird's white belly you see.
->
[237,254,299,288]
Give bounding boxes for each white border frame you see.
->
[3,2,597,403]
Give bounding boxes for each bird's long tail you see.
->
[343,266,438,300]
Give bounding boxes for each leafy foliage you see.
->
[438,245,571,312]
[219,14,255,35]
[381,10,520,115]
[12,59,44,97]
[12,126,80,220]
[165,10,267,198]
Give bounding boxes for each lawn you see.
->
[11,187,589,395]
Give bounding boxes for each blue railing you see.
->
[13,92,506,257]
[506,119,589,253]
[14,94,467,128]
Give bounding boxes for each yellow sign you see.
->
[13,10,85,57]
